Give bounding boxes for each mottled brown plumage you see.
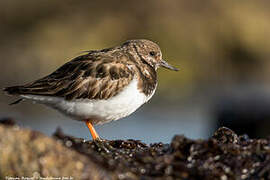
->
[4,39,178,140]
[4,39,178,102]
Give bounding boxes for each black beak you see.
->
[160,59,179,71]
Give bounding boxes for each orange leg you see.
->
[85,120,100,140]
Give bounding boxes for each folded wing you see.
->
[4,54,134,101]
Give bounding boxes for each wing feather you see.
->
[4,54,135,101]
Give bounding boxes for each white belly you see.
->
[21,78,156,125]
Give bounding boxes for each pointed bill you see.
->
[160,59,179,71]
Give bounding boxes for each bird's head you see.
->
[122,39,178,71]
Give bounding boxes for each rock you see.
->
[0,117,16,126]
[1,120,270,179]
[0,123,115,180]
[212,127,239,144]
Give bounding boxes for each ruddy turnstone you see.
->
[4,39,178,140]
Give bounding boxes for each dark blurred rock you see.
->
[0,117,16,126]
[214,94,270,138]
[1,122,270,179]
[212,127,239,144]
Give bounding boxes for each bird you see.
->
[3,39,178,140]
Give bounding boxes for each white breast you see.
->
[21,77,156,125]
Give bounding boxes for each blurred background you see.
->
[1,0,270,143]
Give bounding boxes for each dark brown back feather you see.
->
[4,53,134,100]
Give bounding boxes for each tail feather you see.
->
[3,86,25,105]
[3,86,22,95]
[9,98,24,105]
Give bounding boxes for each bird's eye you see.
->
[149,51,156,56]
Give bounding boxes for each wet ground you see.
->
[53,126,270,180]
[1,118,270,179]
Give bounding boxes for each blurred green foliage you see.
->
[1,0,270,101]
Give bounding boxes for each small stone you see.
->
[241,174,248,179]
[65,140,73,147]
[212,127,239,144]
[214,155,220,160]
[75,161,84,170]
[224,167,231,173]
[140,168,146,174]
[221,175,227,180]
[165,166,173,175]
[242,169,248,174]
